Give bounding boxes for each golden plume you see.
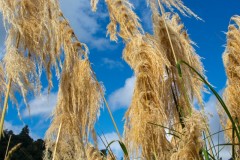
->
[221,15,240,158]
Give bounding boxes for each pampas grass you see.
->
[44,59,103,160]
[123,35,171,159]
[86,144,104,160]
[0,0,62,89]
[0,0,62,135]
[0,0,238,159]
[105,0,207,158]
[170,110,205,160]
[221,15,240,158]
[105,0,143,41]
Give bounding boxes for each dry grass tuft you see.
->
[3,39,40,115]
[123,35,172,159]
[86,144,104,160]
[152,11,205,108]
[105,0,143,41]
[0,0,62,90]
[44,59,103,160]
[221,15,240,158]
[170,111,205,160]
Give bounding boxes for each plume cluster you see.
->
[0,0,63,111]
[0,0,104,158]
[105,0,206,159]
[151,4,206,159]
[42,2,103,159]
[123,35,172,158]
[105,0,143,41]
[221,15,240,158]
[152,8,205,118]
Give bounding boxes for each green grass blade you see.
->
[106,140,129,159]
[97,132,115,159]
[202,148,210,160]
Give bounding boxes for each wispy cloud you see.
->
[108,76,135,111]
[101,58,124,70]
[59,0,112,50]
[22,89,57,118]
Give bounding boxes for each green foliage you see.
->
[0,125,45,160]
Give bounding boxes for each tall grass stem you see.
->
[52,122,62,160]
[0,79,12,139]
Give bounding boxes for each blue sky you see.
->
[2,0,240,158]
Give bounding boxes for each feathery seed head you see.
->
[170,111,205,160]
[221,16,240,157]
[105,0,143,41]
[45,59,103,159]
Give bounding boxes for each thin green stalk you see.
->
[203,132,210,160]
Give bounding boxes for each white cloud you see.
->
[22,89,57,118]
[108,76,136,111]
[59,0,112,50]
[102,58,124,69]
[98,132,122,159]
